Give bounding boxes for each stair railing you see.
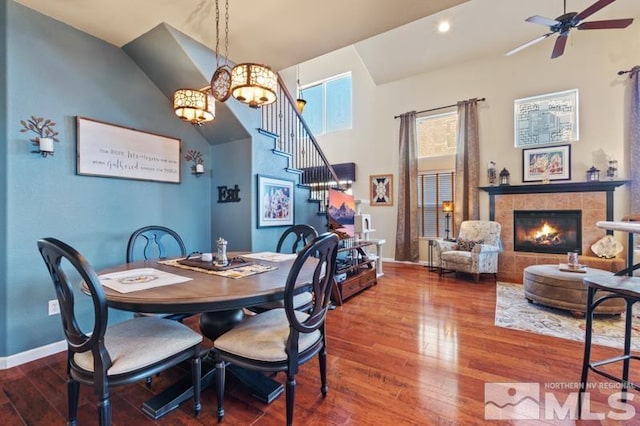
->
[261,74,344,212]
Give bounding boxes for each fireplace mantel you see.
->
[480,180,628,223]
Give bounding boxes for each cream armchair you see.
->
[433,220,502,281]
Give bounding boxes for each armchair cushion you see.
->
[457,239,483,251]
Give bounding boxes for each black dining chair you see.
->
[126,225,187,263]
[250,224,319,313]
[127,225,192,322]
[213,232,338,425]
[37,237,202,426]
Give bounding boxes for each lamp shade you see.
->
[296,98,307,114]
[230,63,277,108]
[173,89,215,125]
[442,201,454,213]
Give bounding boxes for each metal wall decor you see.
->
[217,185,241,203]
[514,89,578,147]
[20,116,59,157]
[184,149,205,176]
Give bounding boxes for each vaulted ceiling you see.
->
[15,0,640,85]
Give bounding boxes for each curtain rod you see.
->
[618,66,640,76]
[394,97,486,119]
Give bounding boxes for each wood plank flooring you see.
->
[2,262,639,425]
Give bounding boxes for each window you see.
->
[300,73,352,135]
[417,111,457,158]
[418,172,455,238]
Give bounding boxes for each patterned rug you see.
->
[495,282,640,351]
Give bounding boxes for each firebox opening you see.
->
[513,210,582,254]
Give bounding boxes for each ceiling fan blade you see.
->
[575,0,616,21]
[551,34,568,59]
[505,33,552,56]
[526,15,560,27]
[577,18,634,30]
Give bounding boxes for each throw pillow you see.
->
[457,239,483,251]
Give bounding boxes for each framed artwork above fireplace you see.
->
[522,144,571,182]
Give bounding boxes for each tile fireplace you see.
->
[513,210,582,255]
[480,181,628,283]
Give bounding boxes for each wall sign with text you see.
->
[76,117,181,183]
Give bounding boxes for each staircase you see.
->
[260,75,344,213]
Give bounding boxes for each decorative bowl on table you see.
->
[590,235,623,259]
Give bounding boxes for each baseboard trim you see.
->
[0,340,66,370]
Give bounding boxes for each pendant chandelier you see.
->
[295,65,306,114]
[173,88,215,125]
[210,0,277,109]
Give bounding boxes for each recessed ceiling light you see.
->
[438,21,450,33]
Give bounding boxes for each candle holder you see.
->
[586,166,600,182]
[20,116,59,158]
[499,168,510,186]
[185,149,205,177]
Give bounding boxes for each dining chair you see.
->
[37,237,202,426]
[127,225,191,322]
[213,232,338,425]
[250,224,319,313]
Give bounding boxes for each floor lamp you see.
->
[442,201,454,240]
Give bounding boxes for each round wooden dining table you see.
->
[97,253,317,419]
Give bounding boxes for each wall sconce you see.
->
[185,149,205,177]
[20,116,59,158]
[442,200,454,240]
[586,166,600,182]
[499,168,511,185]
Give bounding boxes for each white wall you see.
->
[285,24,640,261]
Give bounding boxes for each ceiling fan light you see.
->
[230,63,277,108]
[173,89,215,125]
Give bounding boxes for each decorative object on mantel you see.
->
[586,165,600,182]
[606,160,618,180]
[591,235,623,259]
[217,185,241,203]
[184,150,205,176]
[20,116,59,157]
[522,144,571,182]
[487,161,497,185]
[513,89,578,147]
[499,168,510,186]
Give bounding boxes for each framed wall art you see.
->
[76,116,181,183]
[514,89,579,147]
[257,175,294,227]
[370,174,393,206]
[522,144,571,182]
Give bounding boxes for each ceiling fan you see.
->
[506,0,634,59]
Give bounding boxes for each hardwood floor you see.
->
[2,262,639,425]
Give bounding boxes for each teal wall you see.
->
[1,1,324,358]
[0,0,8,356]
[3,1,212,356]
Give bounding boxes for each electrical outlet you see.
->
[48,299,60,316]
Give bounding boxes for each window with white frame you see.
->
[416,111,457,238]
[300,73,352,135]
[418,172,455,238]
[417,111,457,158]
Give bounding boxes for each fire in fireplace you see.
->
[513,210,582,254]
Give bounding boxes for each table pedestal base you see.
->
[141,309,284,419]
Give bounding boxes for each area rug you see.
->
[495,282,640,351]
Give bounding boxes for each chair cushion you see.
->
[457,239,483,251]
[214,308,321,362]
[73,316,202,375]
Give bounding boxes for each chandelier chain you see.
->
[224,0,229,66]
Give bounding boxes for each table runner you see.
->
[158,258,277,279]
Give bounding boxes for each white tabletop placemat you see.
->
[99,268,192,293]
[241,252,297,262]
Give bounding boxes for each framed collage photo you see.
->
[257,175,294,227]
